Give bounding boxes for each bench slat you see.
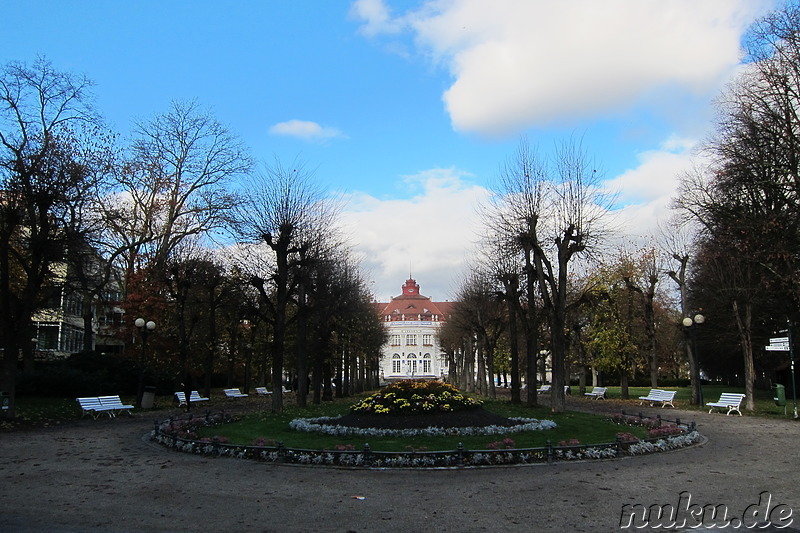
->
[175,391,209,406]
[638,389,676,408]
[707,393,746,416]
[585,387,607,399]
[76,397,118,419]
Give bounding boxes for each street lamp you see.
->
[135,318,156,338]
[683,313,705,406]
[135,318,156,408]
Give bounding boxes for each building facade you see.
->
[374,278,453,382]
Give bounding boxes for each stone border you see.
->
[150,410,703,468]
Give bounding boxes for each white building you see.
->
[374,278,454,382]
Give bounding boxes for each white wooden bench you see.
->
[584,386,607,400]
[224,388,248,398]
[76,397,118,419]
[98,395,135,416]
[174,391,209,406]
[537,384,571,394]
[707,392,746,416]
[638,389,677,408]
[255,387,272,396]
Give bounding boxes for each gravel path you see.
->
[1,396,798,532]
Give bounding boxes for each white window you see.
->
[406,334,417,346]
[390,334,401,346]
[392,354,401,373]
[423,334,433,346]
[423,354,431,373]
[407,354,417,374]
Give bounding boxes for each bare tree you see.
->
[0,58,101,417]
[620,246,662,388]
[660,216,704,405]
[234,159,335,412]
[476,234,525,403]
[120,100,251,278]
[485,137,611,411]
[447,266,507,398]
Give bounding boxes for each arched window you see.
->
[407,353,417,375]
[392,354,401,374]
[423,353,431,374]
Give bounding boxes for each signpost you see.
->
[767,327,798,419]
[766,337,790,351]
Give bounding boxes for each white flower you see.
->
[288,416,557,438]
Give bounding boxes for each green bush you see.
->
[350,379,482,415]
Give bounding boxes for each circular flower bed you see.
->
[288,415,556,438]
[350,379,482,415]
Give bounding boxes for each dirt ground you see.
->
[1,394,799,533]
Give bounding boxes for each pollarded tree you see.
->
[479,237,526,404]
[482,142,545,405]
[486,137,612,411]
[660,216,704,405]
[234,159,336,412]
[618,246,664,388]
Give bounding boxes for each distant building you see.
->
[32,253,125,359]
[374,278,454,381]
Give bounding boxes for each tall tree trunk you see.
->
[732,299,756,411]
[508,303,521,404]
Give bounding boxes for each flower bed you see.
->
[350,379,482,415]
[150,409,703,468]
[288,415,556,437]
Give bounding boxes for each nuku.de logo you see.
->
[620,491,793,529]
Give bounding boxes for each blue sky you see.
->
[1,0,780,301]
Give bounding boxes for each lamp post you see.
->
[787,322,798,419]
[134,318,156,408]
[683,313,705,406]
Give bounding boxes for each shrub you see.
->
[350,379,482,415]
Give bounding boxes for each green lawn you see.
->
[194,397,651,452]
[594,384,796,418]
[7,383,796,450]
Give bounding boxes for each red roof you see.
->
[374,278,453,322]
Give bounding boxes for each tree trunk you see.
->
[508,301,521,404]
[732,299,756,411]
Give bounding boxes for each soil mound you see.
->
[333,407,517,430]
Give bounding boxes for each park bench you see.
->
[174,391,209,407]
[584,386,607,400]
[255,387,272,396]
[537,384,571,395]
[638,389,677,408]
[98,395,134,416]
[224,388,248,398]
[707,392,746,416]
[76,397,119,419]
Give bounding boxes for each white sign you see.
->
[770,337,789,343]
[766,345,789,351]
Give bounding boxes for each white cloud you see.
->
[604,135,701,237]
[338,168,488,301]
[356,0,776,136]
[350,0,406,37]
[268,119,347,142]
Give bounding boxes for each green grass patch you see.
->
[597,384,796,418]
[196,398,649,452]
